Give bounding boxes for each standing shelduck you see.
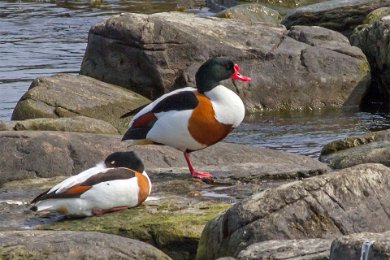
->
[121,57,251,179]
[31,151,151,217]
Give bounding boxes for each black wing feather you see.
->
[120,103,149,119]
[151,91,198,113]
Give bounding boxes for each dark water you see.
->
[1,0,389,159]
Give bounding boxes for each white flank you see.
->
[147,110,206,151]
[205,85,245,127]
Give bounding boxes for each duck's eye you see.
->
[110,160,116,165]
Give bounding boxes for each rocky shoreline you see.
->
[1,0,390,259]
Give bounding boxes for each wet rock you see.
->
[216,4,281,25]
[80,12,369,112]
[319,129,390,169]
[330,231,390,260]
[197,163,390,259]
[350,16,390,110]
[0,130,329,183]
[0,116,119,134]
[281,0,390,36]
[0,230,171,259]
[11,73,150,133]
[236,239,332,260]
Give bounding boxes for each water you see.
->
[0,0,178,120]
[1,0,389,160]
[226,110,390,158]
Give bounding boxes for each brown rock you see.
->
[11,73,150,133]
[0,130,329,184]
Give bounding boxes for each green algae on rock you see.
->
[39,199,229,260]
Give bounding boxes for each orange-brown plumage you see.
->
[188,93,233,146]
[136,171,150,205]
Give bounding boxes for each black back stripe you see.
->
[152,91,198,113]
[81,168,136,186]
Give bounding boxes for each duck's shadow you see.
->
[24,211,86,228]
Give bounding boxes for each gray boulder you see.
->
[216,4,282,25]
[0,230,171,259]
[282,0,390,36]
[330,231,390,260]
[236,239,332,260]
[350,16,390,110]
[0,130,329,184]
[0,116,119,134]
[319,128,390,169]
[196,163,390,259]
[80,12,369,112]
[11,73,150,133]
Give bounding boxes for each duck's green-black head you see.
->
[195,57,251,93]
[104,151,144,172]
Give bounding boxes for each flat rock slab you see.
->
[0,230,171,259]
[282,0,390,35]
[11,73,150,133]
[330,231,390,259]
[81,12,369,112]
[0,116,119,134]
[236,238,332,260]
[197,163,390,259]
[320,128,390,169]
[0,130,329,184]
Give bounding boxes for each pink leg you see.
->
[92,206,129,216]
[184,152,213,179]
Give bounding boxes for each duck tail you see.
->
[30,201,54,212]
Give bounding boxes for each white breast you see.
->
[205,85,245,127]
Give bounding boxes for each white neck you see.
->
[205,85,245,127]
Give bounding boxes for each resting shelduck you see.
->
[31,151,151,217]
[121,57,251,179]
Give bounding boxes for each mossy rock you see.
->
[39,197,229,260]
[363,7,390,24]
[217,4,282,25]
[1,116,119,134]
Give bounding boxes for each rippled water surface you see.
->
[1,0,389,159]
[0,0,177,120]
